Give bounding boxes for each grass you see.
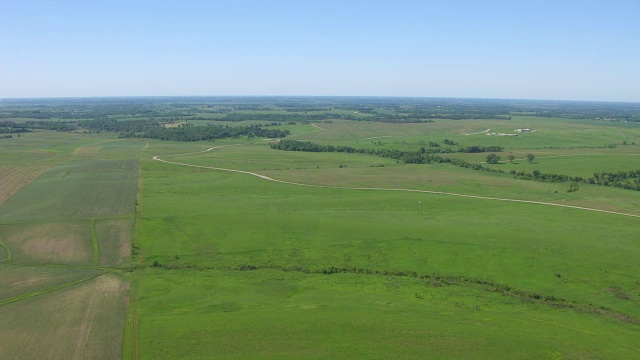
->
[128,269,640,359]
[135,160,640,316]
[128,116,640,358]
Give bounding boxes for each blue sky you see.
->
[1,0,639,101]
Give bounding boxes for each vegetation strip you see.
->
[0,235,12,262]
[90,219,99,265]
[146,263,640,325]
[0,272,106,307]
[153,145,640,219]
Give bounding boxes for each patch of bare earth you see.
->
[73,145,103,154]
[162,121,186,128]
[0,274,130,360]
[2,222,93,265]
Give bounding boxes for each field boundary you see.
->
[90,219,99,265]
[0,235,12,262]
[0,271,106,307]
[153,145,640,219]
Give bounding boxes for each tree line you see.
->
[0,118,290,142]
[271,140,640,192]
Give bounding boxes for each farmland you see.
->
[1,97,639,359]
[0,129,143,359]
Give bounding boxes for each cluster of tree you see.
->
[271,140,503,158]
[509,169,583,183]
[0,121,32,134]
[0,120,77,132]
[486,153,501,164]
[0,117,290,142]
[588,170,640,190]
[458,145,504,153]
[78,118,160,133]
[219,112,357,122]
[274,106,332,112]
[271,140,640,192]
[120,123,289,142]
[2,96,639,123]
[443,139,458,146]
[507,168,640,191]
[368,117,435,123]
[270,140,508,175]
[373,112,511,121]
[419,146,456,154]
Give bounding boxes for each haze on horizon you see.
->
[1,0,639,102]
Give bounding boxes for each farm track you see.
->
[0,235,12,262]
[0,214,133,226]
[0,271,106,307]
[154,145,640,219]
[130,304,140,360]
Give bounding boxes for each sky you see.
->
[1,0,639,101]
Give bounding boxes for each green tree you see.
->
[507,154,515,163]
[527,153,535,164]
[486,153,501,164]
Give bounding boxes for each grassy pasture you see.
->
[130,116,640,358]
[128,269,640,359]
[173,143,640,215]
[0,274,129,360]
[137,159,640,320]
[297,117,639,151]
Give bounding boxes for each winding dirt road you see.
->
[153,145,640,219]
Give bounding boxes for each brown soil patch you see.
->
[162,121,186,128]
[2,222,93,265]
[0,274,130,360]
[72,145,103,154]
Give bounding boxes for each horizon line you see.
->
[1,95,639,105]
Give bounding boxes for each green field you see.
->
[1,99,639,359]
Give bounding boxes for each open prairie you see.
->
[127,112,639,358]
[1,98,639,359]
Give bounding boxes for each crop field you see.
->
[1,98,639,359]
[0,130,144,359]
[0,266,103,304]
[0,167,45,206]
[0,274,129,360]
